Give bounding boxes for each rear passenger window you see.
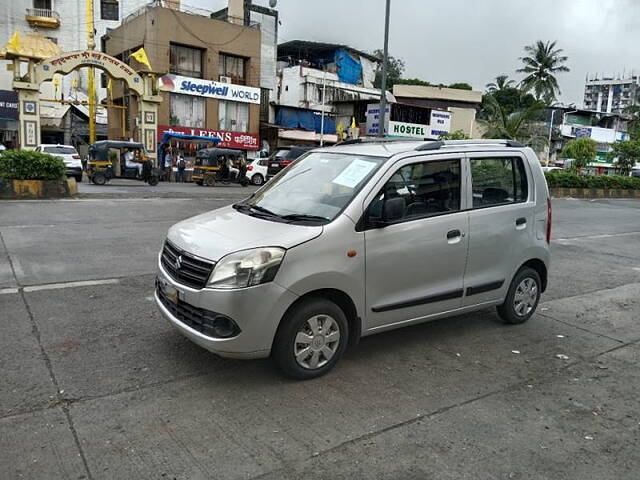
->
[368,159,461,223]
[470,157,528,208]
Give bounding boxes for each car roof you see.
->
[312,139,530,159]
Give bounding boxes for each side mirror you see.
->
[382,197,406,222]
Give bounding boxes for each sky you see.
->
[188,0,640,105]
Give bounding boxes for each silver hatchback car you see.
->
[155,139,551,379]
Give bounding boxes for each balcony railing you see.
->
[25,8,61,28]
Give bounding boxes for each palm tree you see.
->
[517,40,570,103]
[481,95,546,146]
[486,75,515,93]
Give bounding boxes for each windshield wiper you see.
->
[233,203,280,218]
[280,214,330,223]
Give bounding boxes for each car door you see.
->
[362,154,470,331]
[462,152,533,307]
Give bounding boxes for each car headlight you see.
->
[207,247,285,289]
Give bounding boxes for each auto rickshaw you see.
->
[87,140,160,186]
[193,147,249,187]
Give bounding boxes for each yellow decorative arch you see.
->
[35,50,144,96]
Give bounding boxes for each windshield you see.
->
[44,146,77,155]
[237,152,385,223]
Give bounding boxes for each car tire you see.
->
[203,176,215,187]
[75,175,82,183]
[252,174,264,186]
[497,267,542,324]
[273,297,349,380]
[91,172,107,185]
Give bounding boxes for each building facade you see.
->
[104,3,262,154]
[583,74,639,114]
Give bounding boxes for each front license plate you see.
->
[271,163,279,168]
[157,277,180,304]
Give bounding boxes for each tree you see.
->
[559,138,597,171]
[517,40,570,103]
[480,94,546,146]
[373,50,405,89]
[478,87,537,120]
[609,139,640,176]
[439,130,471,140]
[447,82,473,91]
[486,75,515,93]
[395,77,432,87]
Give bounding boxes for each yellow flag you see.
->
[350,116,357,129]
[7,31,20,53]
[131,47,152,70]
[107,78,113,98]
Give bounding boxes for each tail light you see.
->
[72,155,81,159]
[546,197,552,244]
[247,165,253,171]
[281,160,292,166]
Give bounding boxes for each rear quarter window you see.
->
[470,157,528,208]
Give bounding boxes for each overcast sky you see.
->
[189,0,640,105]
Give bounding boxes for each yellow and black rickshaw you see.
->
[87,140,160,186]
[193,147,250,187]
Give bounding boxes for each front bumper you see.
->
[154,260,298,359]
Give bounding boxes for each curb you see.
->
[0,178,77,199]
[549,187,640,199]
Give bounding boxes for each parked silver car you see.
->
[155,139,551,379]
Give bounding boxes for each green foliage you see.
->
[395,77,432,87]
[480,94,546,146]
[609,139,640,176]
[480,88,537,119]
[559,138,597,169]
[486,75,516,93]
[373,50,405,89]
[447,82,473,91]
[439,130,471,140]
[517,40,570,103]
[544,171,640,190]
[0,150,66,180]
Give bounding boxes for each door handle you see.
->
[447,229,461,239]
[515,217,527,230]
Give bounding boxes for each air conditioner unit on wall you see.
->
[219,76,232,84]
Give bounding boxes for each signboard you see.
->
[365,103,390,136]
[158,125,260,151]
[429,111,452,137]
[0,90,18,121]
[574,127,592,139]
[389,121,428,138]
[158,74,261,104]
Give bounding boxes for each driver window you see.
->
[369,158,462,223]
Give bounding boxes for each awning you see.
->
[40,103,70,128]
[278,128,338,144]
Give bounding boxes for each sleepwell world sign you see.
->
[158,74,261,104]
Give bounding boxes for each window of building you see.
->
[218,100,248,132]
[100,0,119,21]
[169,94,205,128]
[101,73,108,89]
[170,44,203,78]
[33,0,52,9]
[368,159,461,223]
[218,54,246,84]
[470,157,528,208]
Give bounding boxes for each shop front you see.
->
[0,90,19,149]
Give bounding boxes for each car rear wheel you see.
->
[497,267,541,324]
[203,176,215,187]
[273,297,349,380]
[251,173,264,186]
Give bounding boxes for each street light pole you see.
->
[547,108,556,166]
[320,69,326,146]
[378,0,391,137]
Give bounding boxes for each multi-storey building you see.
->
[583,74,639,114]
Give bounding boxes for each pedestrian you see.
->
[176,153,186,183]
[163,148,173,182]
[227,156,239,180]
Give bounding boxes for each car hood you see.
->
[166,205,323,261]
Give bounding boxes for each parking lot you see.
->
[1,181,639,480]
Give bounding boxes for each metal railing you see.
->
[26,7,61,20]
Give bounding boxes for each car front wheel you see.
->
[252,173,264,186]
[497,267,542,324]
[273,297,349,379]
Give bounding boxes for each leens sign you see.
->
[158,74,261,104]
[158,125,260,151]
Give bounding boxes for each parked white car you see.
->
[36,144,83,182]
[245,158,268,186]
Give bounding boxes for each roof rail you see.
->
[415,140,444,151]
[335,137,420,146]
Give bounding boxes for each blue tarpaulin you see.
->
[275,107,336,134]
[334,49,362,85]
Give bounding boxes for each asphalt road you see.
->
[1,181,639,479]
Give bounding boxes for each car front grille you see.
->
[160,241,215,289]
[156,282,218,336]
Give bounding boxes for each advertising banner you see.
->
[158,74,261,104]
[158,125,260,151]
[0,90,19,121]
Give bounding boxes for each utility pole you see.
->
[378,0,391,137]
[320,69,327,146]
[87,0,96,144]
[547,108,556,166]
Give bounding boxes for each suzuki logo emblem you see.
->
[175,255,183,270]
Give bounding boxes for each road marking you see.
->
[23,278,120,292]
[0,287,19,295]
[555,231,640,244]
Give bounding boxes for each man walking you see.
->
[176,153,186,183]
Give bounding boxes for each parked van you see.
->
[155,139,551,379]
